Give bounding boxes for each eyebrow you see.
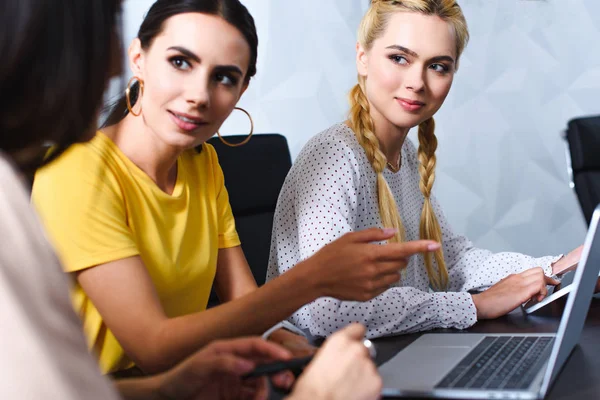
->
[385,44,455,65]
[429,55,456,64]
[214,65,244,77]
[168,46,200,63]
[167,46,244,76]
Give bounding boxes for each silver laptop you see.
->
[380,205,600,399]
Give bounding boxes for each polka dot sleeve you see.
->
[438,209,562,293]
[403,142,563,292]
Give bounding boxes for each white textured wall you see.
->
[116,0,599,256]
[433,0,597,256]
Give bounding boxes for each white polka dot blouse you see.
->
[266,123,560,338]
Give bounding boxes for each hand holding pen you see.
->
[289,324,381,400]
[245,323,382,400]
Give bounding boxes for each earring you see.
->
[217,107,254,147]
[125,76,144,117]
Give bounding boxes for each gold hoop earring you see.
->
[125,76,144,117]
[217,107,254,147]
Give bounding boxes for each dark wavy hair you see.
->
[0,0,122,173]
[102,0,258,128]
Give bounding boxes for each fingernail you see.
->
[237,359,254,371]
[382,228,398,235]
[427,243,441,251]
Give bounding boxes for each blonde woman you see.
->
[267,0,584,338]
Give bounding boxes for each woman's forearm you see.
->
[114,376,164,400]
[144,262,320,373]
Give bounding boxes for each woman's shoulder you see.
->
[38,132,120,177]
[32,133,123,199]
[297,123,365,167]
[306,122,361,150]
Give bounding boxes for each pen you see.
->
[242,339,377,379]
[242,355,314,379]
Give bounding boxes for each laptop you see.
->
[380,205,600,399]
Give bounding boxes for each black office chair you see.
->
[204,134,292,306]
[564,115,600,225]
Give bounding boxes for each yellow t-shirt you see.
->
[31,132,240,373]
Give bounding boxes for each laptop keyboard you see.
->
[435,336,554,390]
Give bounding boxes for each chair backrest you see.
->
[207,134,292,287]
[565,115,600,225]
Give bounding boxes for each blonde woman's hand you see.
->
[550,246,600,293]
[289,323,382,400]
[551,245,583,276]
[472,267,560,319]
[299,227,440,301]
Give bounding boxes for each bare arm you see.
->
[114,325,382,400]
[114,337,293,400]
[76,252,317,374]
[77,229,435,374]
[114,378,162,400]
[213,247,315,355]
[213,246,257,302]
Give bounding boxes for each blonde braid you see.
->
[350,0,468,288]
[417,117,448,290]
[348,83,406,243]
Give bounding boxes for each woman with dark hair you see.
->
[31,0,437,378]
[1,2,124,397]
[1,0,383,399]
[1,0,119,171]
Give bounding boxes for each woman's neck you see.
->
[369,107,410,167]
[104,114,182,194]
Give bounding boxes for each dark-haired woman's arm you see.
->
[77,229,434,373]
